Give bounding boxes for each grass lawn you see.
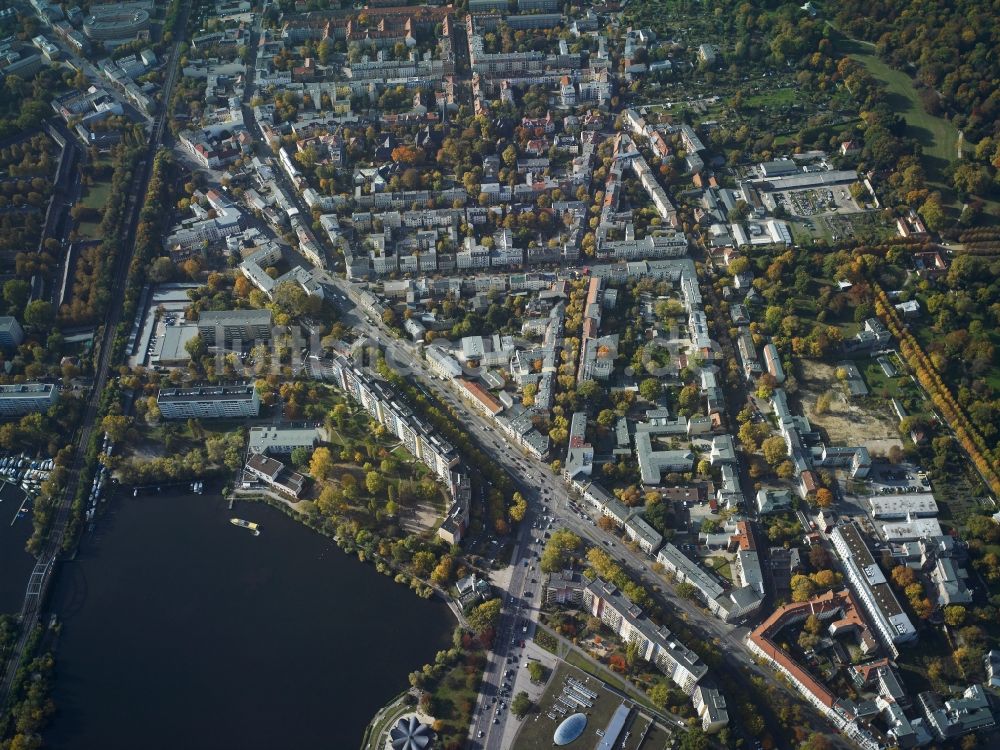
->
[431,660,482,748]
[563,649,628,693]
[744,87,800,108]
[76,220,101,240]
[704,555,733,582]
[837,320,860,339]
[430,661,480,744]
[80,182,112,211]
[836,35,962,205]
[512,662,629,750]
[789,218,821,245]
[859,359,908,399]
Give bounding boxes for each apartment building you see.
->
[544,570,585,606]
[731,521,765,596]
[831,522,917,656]
[323,352,470,542]
[327,354,459,485]
[156,384,260,419]
[746,589,882,750]
[656,543,761,622]
[763,342,785,383]
[693,685,729,733]
[583,577,711,699]
[563,411,593,481]
[456,378,504,418]
[624,514,663,554]
[0,383,59,418]
[0,317,24,350]
[425,346,463,380]
[197,309,273,346]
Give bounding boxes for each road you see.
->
[0,0,194,713]
[238,7,330,275]
[314,277,845,745]
[234,9,846,742]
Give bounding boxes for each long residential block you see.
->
[830,522,916,656]
[197,308,273,345]
[583,577,710,699]
[745,589,881,750]
[0,382,58,418]
[326,354,459,485]
[156,384,260,419]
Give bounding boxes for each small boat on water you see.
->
[230,518,260,536]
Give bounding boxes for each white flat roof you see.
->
[869,494,938,518]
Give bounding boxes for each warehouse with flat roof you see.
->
[869,493,938,519]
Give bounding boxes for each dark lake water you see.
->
[0,480,34,615]
[44,493,453,750]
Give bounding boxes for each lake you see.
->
[0,480,34,616]
[45,492,454,750]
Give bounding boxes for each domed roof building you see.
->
[389,715,433,750]
[553,712,588,745]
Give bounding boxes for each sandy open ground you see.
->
[797,360,903,456]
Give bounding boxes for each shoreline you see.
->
[42,488,456,750]
[226,490,466,749]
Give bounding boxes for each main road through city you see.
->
[317,279,842,747]
[229,11,836,743]
[0,0,194,712]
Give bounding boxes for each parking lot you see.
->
[772,186,862,219]
[128,283,200,368]
[866,462,931,494]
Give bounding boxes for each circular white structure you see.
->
[553,712,588,745]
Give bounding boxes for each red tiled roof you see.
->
[458,379,502,415]
[748,589,873,715]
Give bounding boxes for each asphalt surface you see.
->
[232,11,847,744]
[316,281,853,745]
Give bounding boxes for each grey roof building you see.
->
[919,685,995,740]
[635,427,694,484]
[0,382,58,417]
[248,426,324,455]
[693,685,729,733]
[197,308,272,345]
[583,577,707,694]
[157,383,260,419]
[830,522,916,655]
[151,324,198,366]
[0,316,24,350]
